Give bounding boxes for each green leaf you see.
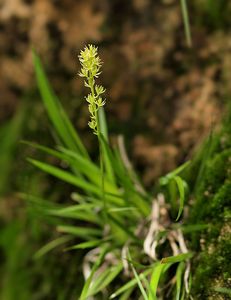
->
[59,146,118,194]
[0,104,25,194]
[127,250,149,300]
[160,252,193,264]
[213,287,231,296]
[110,269,152,299]
[27,158,101,195]
[88,263,123,297]
[98,107,108,142]
[34,236,73,259]
[174,176,186,221]
[180,0,192,47]
[124,258,153,270]
[108,207,137,213]
[99,134,116,185]
[140,273,155,300]
[176,262,185,300]
[26,142,121,202]
[67,238,110,250]
[57,225,101,239]
[148,263,167,300]
[119,287,134,300]
[80,246,108,300]
[173,224,209,233]
[101,143,150,216]
[33,51,88,157]
[109,214,138,241]
[159,161,191,185]
[99,142,138,200]
[45,204,101,224]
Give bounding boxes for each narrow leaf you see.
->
[161,253,193,264]
[34,236,72,259]
[33,51,88,157]
[174,176,186,221]
[28,158,101,195]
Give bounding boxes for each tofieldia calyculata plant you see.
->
[78,45,106,135]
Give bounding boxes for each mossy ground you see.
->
[190,113,231,299]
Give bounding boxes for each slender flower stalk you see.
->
[78,44,106,135]
[78,44,107,222]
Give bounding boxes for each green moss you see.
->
[190,120,231,299]
[192,150,231,223]
[192,226,231,299]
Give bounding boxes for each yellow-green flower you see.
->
[78,45,106,134]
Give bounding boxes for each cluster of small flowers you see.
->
[78,45,106,134]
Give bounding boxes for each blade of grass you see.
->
[213,287,231,296]
[59,146,118,193]
[180,0,192,47]
[172,223,209,233]
[109,214,138,242]
[159,161,191,186]
[24,141,96,180]
[119,287,134,300]
[26,143,122,202]
[108,207,137,213]
[34,235,73,259]
[140,273,155,300]
[45,206,101,224]
[99,134,116,185]
[127,250,149,300]
[0,105,25,194]
[79,246,108,300]
[160,253,193,264]
[148,262,167,300]
[57,225,101,239]
[27,158,101,195]
[124,259,153,270]
[110,269,152,299]
[33,51,88,157]
[176,262,185,300]
[88,263,123,297]
[67,238,111,250]
[98,107,108,142]
[29,158,124,206]
[174,176,186,221]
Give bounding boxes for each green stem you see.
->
[89,75,107,224]
[99,140,107,224]
[180,0,192,47]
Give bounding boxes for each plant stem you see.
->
[180,0,192,47]
[89,76,107,224]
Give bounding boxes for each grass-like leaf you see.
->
[27,158,101,195]
[79,246,108,300]
[174,176,186,221]
[88,263,123,297]
[213,287,231,296]
[0,105,25,194]
[33,51,88,157]
[176,262,185,300]
[149,262,168,300]
[67,238,111,250]
[57,225,101,240]
[180,0,192,47]
[110,269,152,299]
[34,235,73,259]
[160,252,193,264]
[127,250,149,300]
[173,223,209,233]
